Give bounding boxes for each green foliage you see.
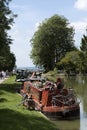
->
[0,0,17,71]
[80,33,87,73]
[58,30,87,74]
[80,35,87,53]
[58,50,80,71]
[30,14,76,71]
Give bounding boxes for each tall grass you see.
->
[0,76,57,130]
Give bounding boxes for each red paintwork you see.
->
[20,80,80,118]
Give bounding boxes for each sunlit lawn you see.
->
[0,76,57,130]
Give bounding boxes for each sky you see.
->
[9,0,87,67]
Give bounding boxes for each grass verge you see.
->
[0,76,57,130]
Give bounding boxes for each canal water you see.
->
[52,75,87,130]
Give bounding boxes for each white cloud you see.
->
[70,19,87,47]
[74,0,87,10]
[71,20,87,34]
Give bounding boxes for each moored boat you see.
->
[18,78,80,119]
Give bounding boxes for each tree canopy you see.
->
[79,33,87,73]
[58,50,80,71]
[57,29,87,74]
[30,14,76,71]
[0,0,17,71]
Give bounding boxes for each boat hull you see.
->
[42,104,80,119]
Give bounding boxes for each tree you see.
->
[80,33,87,73]
[80,34,87,54]
[5,53,16,71]
[0,0,17,71]
[30,15,76,71]
[58,50,81,73]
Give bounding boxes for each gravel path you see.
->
[0,78,7,84]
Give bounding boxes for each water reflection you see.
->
[80,101,87,130]
[52,75,87,130]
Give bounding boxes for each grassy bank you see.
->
[0,76,57,130]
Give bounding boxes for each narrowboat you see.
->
[18,78,80,119]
